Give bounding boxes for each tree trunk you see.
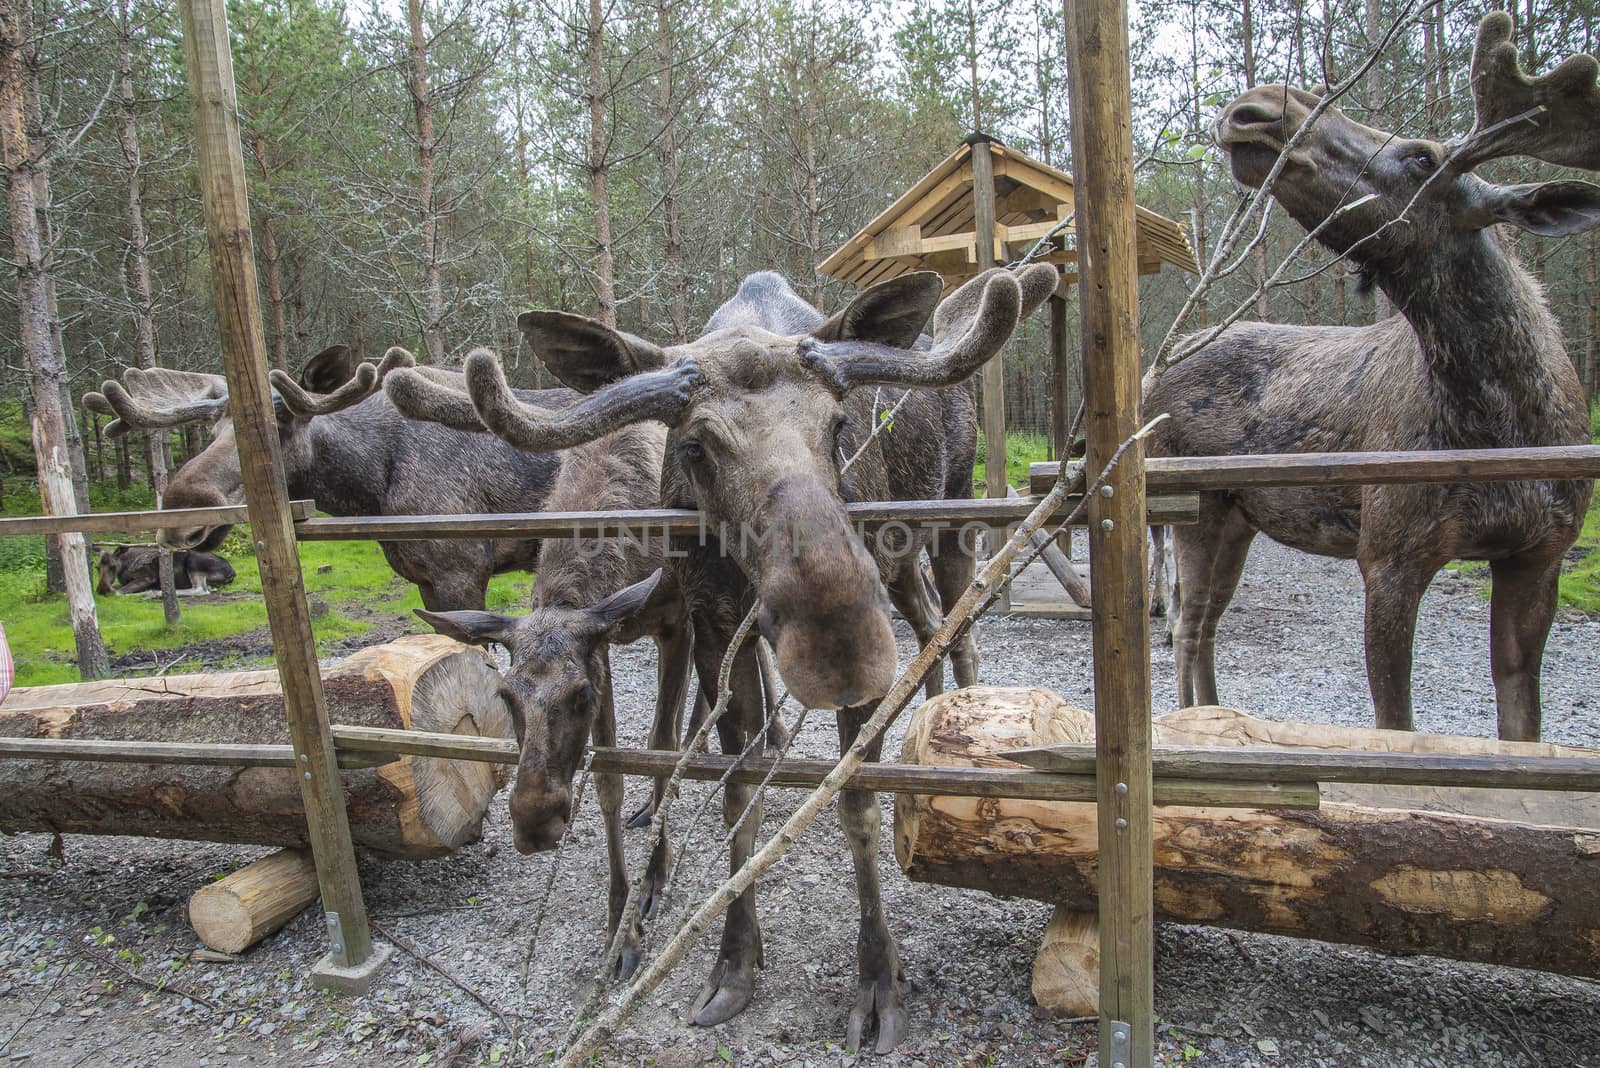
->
[406,0,446,360]
[1,0,108,679]
[896,689,1600,981]
[656,3,687,344]
[0,636,514,857]
[584,0,615,327]
[118,0,177,623]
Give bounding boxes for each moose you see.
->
[1148,12,1597,741]
[86,345,575,611]
[387,263,1058,1052]
[95,544,235,596]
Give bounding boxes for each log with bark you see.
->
[895,687,1600,990]
[0,634,513,858]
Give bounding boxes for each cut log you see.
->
[895,687,1600,980]
[0,634,513,858]
[189,848,319,953]
[1031,906,1099,1016]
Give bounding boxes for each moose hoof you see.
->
[689,958,756,1027]
[624,802,654,830]
[614,943,641,982]
[846,967,909,1055]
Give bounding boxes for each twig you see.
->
[0,959,69,1053]
[559,603,761,1050]
[71,942,222,1013]
[556,419,1166,1067]
[519,756,593,994]
[374,920,512,1033]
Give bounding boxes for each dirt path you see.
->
[0,538,1596,1067]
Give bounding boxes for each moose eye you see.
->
[677,440,706,465]
[1406,149,1437,173]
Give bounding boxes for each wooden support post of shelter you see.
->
[1066,0,1156,1061]
[817,135,1194,620]
[177,0,388,990]
[969,133,1005,501]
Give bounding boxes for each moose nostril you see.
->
[1227,102,1282,129]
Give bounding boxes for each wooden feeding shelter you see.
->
[818,135,1198,501]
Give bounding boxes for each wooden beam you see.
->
[1006,743,1600,792]
[971,139,1007,504]
[1065,0,1155,1058]
[584,748,1316,809]
[0,735,395,769]
[293,493,1202,542]
[0,500,313,538]
[178,0,379,986]
[864,225,923,261]
[1050,294,1072,461]
[1026,445,1600,496]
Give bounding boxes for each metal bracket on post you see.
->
[325,911,348,968]
[1108,1019,1132,1068]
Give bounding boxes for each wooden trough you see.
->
[895,687,1600,1014]
[0,634,514,860]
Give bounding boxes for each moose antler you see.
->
[387,346,704,453]
[1451,11,1600,173]
[84,368,230,438]
[798,263,1058,393]
[268,346,415,418]
[462,348,703,452]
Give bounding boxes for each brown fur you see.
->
[1148,15,1600,741]
[386,265,1055,1051]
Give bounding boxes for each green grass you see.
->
[974,431,1054,494]
[1,478,534,687]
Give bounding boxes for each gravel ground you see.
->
[0,537,1597,1067]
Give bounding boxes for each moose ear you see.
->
[1473,180,1600,237]
[811,272,943,348]
[414,608,521,649]
[518,311,669,394]
[299,345,355,393]
[586,569,665,635]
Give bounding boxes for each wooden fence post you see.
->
[1064,0,1155,1063]
[177,0,386,990]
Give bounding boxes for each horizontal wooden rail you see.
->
[331,724,517,763]
[1007,743,1600,791]
[0,499,315,538]
[0,735,393,769]
[293,493,1201,541]
[585,748,1318,809]
[1029,444,1600,495]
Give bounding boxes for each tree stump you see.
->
[895,686,1600,1001]
[0,634,513,858]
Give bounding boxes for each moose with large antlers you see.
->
[1149,12,1598,741]
[86,345,574,611]
[386,264,1058,1051]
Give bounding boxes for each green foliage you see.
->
[974,430,1053,494]
[0,484,534,686]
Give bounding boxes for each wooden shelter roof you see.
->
[817,137,1199,290]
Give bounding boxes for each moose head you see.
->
[415,569,665,853]
[84,346,411,551]
[1215,12,1600,299]
[387,264,1057,712]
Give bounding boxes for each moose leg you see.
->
[1359,556,1438,732]
[931,529,979,687]
[836,704,907,1054]
[689,629,766,1027]
[591,680,645,980]
[1170,501,1254,707]
[1488,553,1561,742]
[887,561,943,699]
